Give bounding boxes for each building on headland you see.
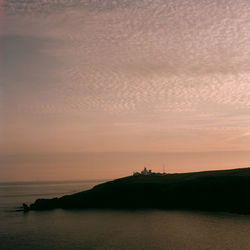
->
[133,167,152,176]
[133,167,166,176]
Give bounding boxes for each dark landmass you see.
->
[25,167,250,214]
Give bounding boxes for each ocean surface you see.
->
[1,181,250,250]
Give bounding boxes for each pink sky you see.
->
[0,0,250,181]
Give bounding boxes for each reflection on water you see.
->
[1,181,250,250]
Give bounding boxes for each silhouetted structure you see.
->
[133,167,167,176]
[133,167,152,176]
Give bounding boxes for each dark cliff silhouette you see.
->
[25,167,250,214]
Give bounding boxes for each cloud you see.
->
[2,0,144,16]
[1,0,250,156]
[0,34,65,88]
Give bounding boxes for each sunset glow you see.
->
[1,0,250,181]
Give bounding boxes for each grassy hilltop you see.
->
[27,167,250,214]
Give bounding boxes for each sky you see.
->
[0,0,250,181]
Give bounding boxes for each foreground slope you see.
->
[27,168,250,213]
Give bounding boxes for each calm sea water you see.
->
[1,181,250,250]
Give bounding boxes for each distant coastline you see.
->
[24,167,250,214]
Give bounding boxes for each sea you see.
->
[1,180,250,250]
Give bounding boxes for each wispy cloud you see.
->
[1,0,250,157]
